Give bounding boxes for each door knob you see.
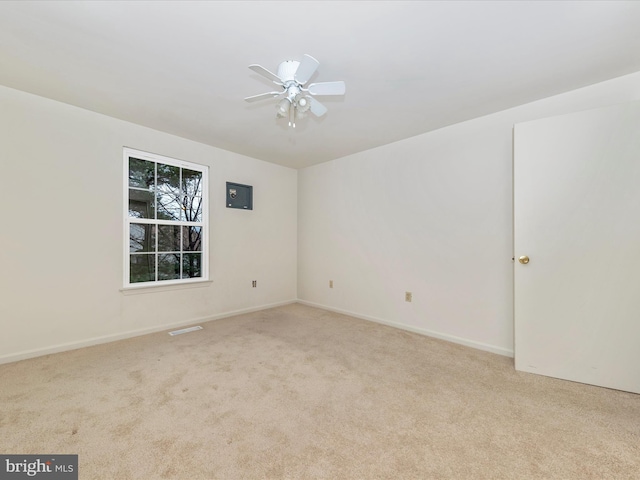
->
[518,256,530,264]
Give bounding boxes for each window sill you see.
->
[120,280,213,295]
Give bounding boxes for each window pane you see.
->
[158,225,181,252]
[182,253,202,278]
[129,158,155,189]
[183,196,203,222]
[156,163,179,188]
[130,254,155,283]
[182,169,202,197]
[156,196,182,220]
[156,163,181,220]
[130,224,156,252]
[129,189,155,218]
[158,253,180,281]
[182,226,202,251]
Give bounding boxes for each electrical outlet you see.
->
[329,280,333,288]
[405,292,412,302]
[252,280,257,288]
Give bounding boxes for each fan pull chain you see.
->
[289,102,295,128]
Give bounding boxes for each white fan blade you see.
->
[249,64,283,84]
[307,81,346,96]
[309,97,328,117]
[244,91,284,102]
[294,54,319,85]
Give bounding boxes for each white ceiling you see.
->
[1,1,640,169]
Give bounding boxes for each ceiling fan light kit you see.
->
[245,54,345,128]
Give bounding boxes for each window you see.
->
[124,148,208,287]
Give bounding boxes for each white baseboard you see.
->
[296,299,514,358]
[0,299,297,365]
[1,299,512,365]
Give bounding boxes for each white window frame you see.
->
[123,147,209,288]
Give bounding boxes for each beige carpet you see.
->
[1,303,638,479]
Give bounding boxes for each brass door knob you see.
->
[518,256,530,264]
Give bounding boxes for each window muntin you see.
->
[124,148,207,287]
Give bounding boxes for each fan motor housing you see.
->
[277,61,300,82]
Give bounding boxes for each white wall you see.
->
[297,71,640,356]
[3,71,640,364]
[0,85,297,363]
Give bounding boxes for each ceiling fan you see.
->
[244,54,346,128]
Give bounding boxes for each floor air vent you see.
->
[168,326,203,336]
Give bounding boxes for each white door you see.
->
[514,100,640,394]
